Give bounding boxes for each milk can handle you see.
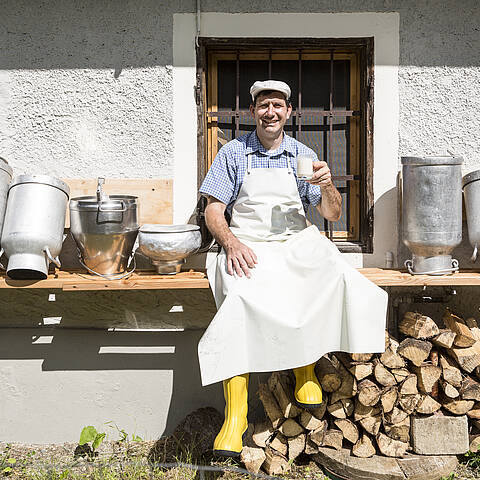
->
[77,251,136,281]
[471,245,478,263]
[98,201,126,213]
[405,258,459,275]
[44,246,61,269]
[0,248,5,270]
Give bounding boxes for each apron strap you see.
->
[247,153,252,174]
[286,155,293,174]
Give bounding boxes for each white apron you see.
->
[199,154,388,386]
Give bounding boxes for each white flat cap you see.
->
[250,80,291,101]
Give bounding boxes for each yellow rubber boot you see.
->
[213,373,249,457]
[293,362,323,408]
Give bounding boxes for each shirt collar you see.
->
[245,130,296,156]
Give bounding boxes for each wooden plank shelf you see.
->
[1,268,480,291]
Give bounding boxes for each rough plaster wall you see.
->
[0,1,173,177]
[1,0,480,442]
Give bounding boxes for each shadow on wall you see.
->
[0,1,173,69]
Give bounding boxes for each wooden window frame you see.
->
[196,37,374,253]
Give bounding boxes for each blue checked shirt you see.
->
[199,131,322,213]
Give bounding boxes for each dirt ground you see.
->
[0,441,479,480]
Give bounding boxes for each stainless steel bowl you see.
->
[137,224,202,274]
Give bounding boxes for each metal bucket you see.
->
[462,169,480,262]
[0,157,13,238]
[1,175,69,279]
[70,180,139,278]
[401,156,463,275]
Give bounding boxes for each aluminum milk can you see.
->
[69,178,139,279]
[401,155,463,275]
[462,169,480,262]
[1,175,70,279]
[0,157,13,237]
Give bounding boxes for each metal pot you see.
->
[137,224,201,274]
[69,178,139,278]
[462,170,480,262]
[0,157,13,238]
[401,155,463,275]
[1,175,69,279]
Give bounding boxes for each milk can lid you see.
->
[401,155,464,166]
[9,174,70,197]
[0,157,13,178]
[462,170,480,189]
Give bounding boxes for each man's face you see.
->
[250,91,292,138]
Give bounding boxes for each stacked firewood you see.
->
[241,309,480,476]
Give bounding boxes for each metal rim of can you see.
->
[69,195,138,211]
[401,155,464,166]
[139,224,200,234]
[462,169,480,189]
[9,174,70,197]
[0,157,13,178]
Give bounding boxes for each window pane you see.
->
[239,61,269,108]
[218,61,236,109]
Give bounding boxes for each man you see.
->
[198,80,387,457]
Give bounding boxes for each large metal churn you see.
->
[1,175,70,279]
[401,155,463,275]
[69,178,139,279]
[462,169,480,262]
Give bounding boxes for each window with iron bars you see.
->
[196,38,374,252]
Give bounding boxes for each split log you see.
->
[374,360,397,387]
[397,338,432,366]
[241,447,266,475]
[353,400,381,421]
[391,368,410,383]
[399,374,418,395]
[461,377,480,401]
[439,354,463,387]
[384,416,410,443]
[443,398,475,415]
[397,394,420,414]
[381,386,398,413]
[443,310,476,347]
[351,353,374,362]
[309,420,328,446]
[269,433,288,456]
[429,349,439,366]
[449,342,480,373]
[288,433,306,461]
[278,418,304,437]
[321,429,344,450]
[258,384,284,429]
[349,363,374,381]
[330,356,358,404]
[376,433,408,457]
[470,434,480,452]
[315,356,342,393]
[299,410,324,431]
[357,379,382,406]
[413,364,441,393]
[304,439,319,455]
[416,395,441,414]
[359,414,382,436]
[267,371,301,418]
[263,447,289,476]
[309,397,328,420]
[399,312,439,339]
[352,433,376,458]
[432,329,456,349]
[327,399,353,419]
[384,407,409,425]
[252,421,274,448]
[334,419,359,444]
[380,347,406,369]
[467,317,479,329]
[467,404,480,420]
[441,380,460,399]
